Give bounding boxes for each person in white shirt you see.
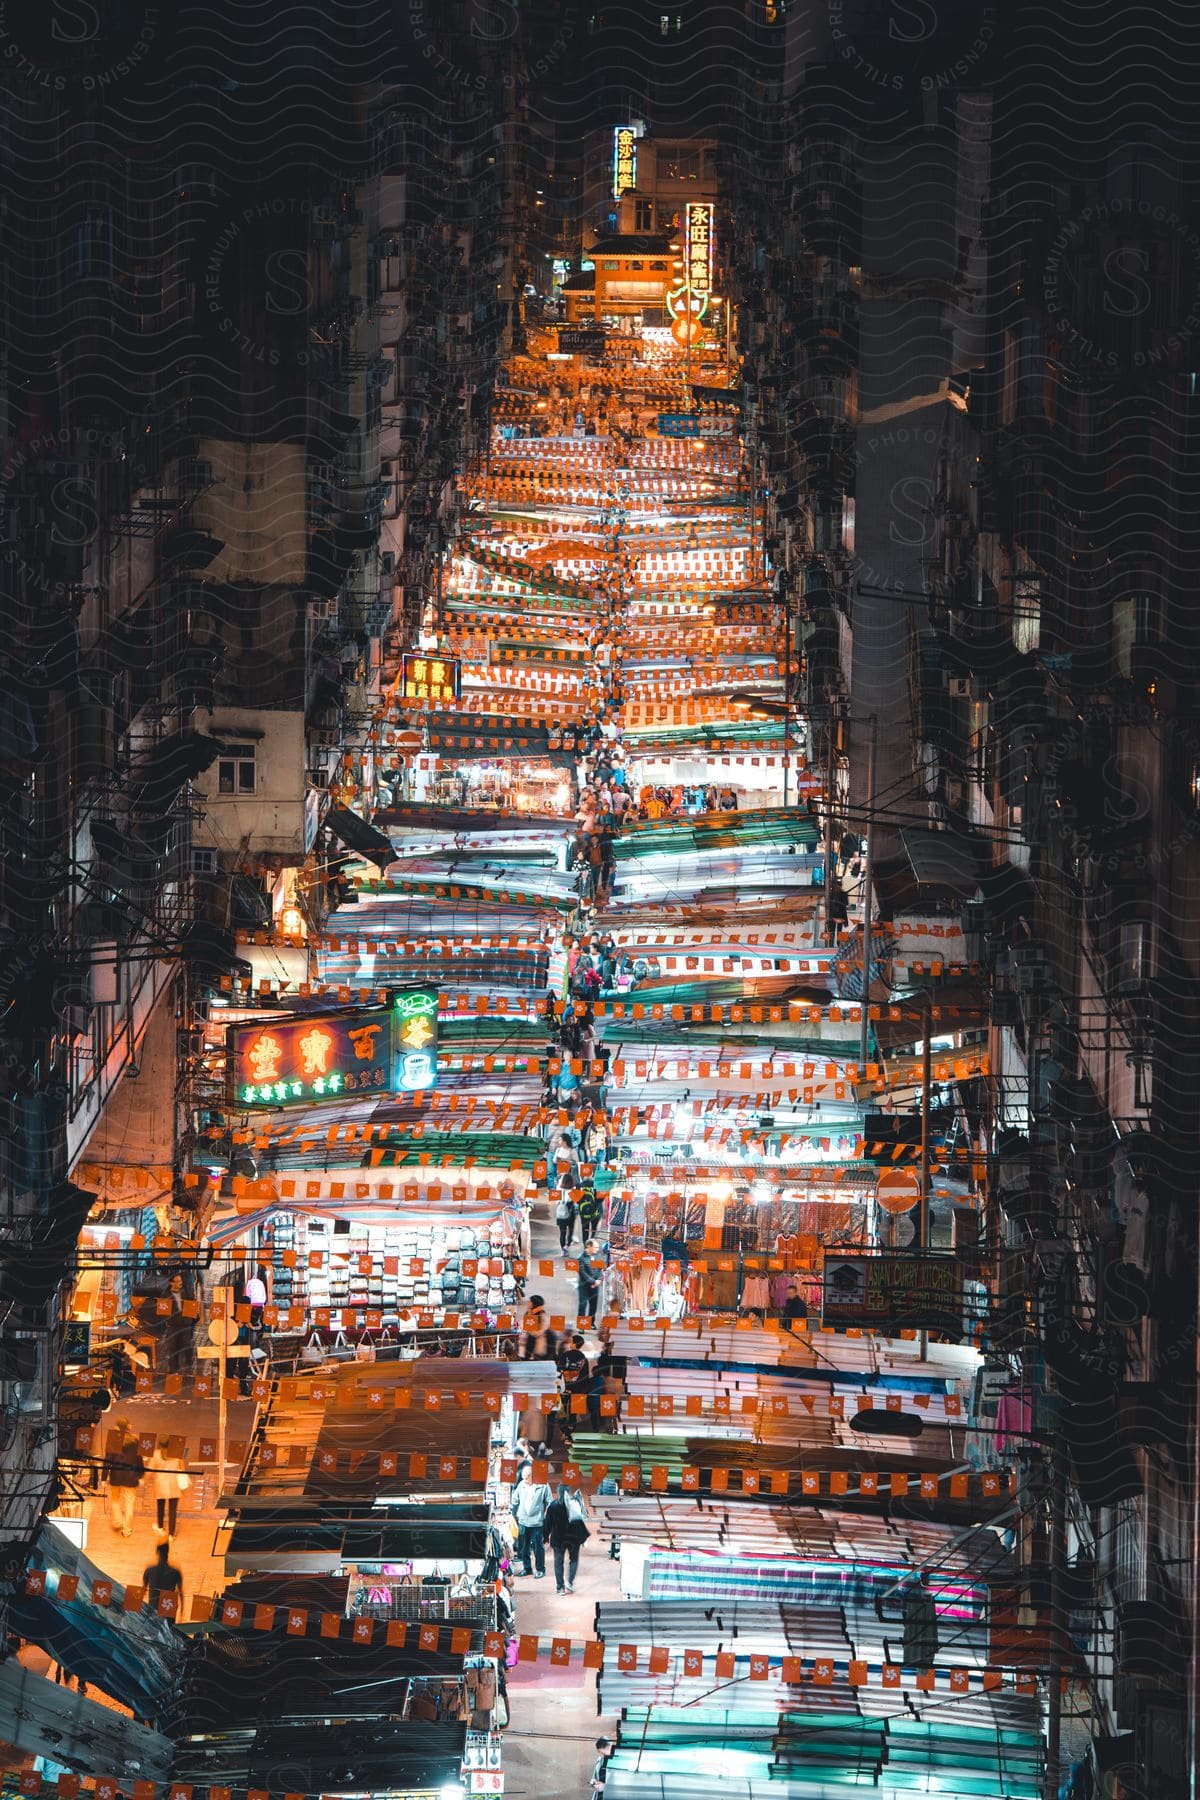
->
[145,1437,190,1538]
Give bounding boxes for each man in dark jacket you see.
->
[558,1331,589,1382]
[577,1254,601,1326]
[143,1541,184,1617]
[544,1483,590,1594]
[108,1418,144,1537]
[577,1187,602,1241]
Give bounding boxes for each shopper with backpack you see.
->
[555,1191,578,1251]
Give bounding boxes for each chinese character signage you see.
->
[557,329,607,357]
[613,126,637,200]
[685,202,713,300]
[391,987,439,1094]
[228,993,439,1109]
[821,1253,964,1339]
[400,653,461,706]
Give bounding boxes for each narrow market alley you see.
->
[27,242,1043,1800]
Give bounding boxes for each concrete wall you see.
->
[190,708,308,860]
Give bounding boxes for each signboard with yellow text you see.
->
[228,992,439,1109]
[400,653,461,705]
[613,126,637,200]
[685,202,713,301]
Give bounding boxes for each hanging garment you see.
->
[994,1385,1034,1458]
[741,1274,771,1311]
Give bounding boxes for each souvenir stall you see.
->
[601,1164,874,1322]
[205,1179,529,1359]
[429,757,575,817]
[621,755,798,813]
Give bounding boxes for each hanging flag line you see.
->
[213,979,984,1024]
[241,934,547,956]
[61,1430,1001,1490]
[68,1289,963,1350]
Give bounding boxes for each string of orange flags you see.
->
[68,1321,973,1396]
[9,1592,1048,1704]
[80,1149,985,1206]
[216,975,985,1018]
[60,1435,1007,1498]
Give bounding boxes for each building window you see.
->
[1118,922,1152,989]
[660,12,669,30]
[601,260,619,270]
[649,260,668,270]
[218,744,257,795]
[629,260,644,270]
[665,150,700,179]
[635,201,654,231]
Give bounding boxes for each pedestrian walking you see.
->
[557,1331,590,1406]
[158,1275,194,1376]
[522,1294,547,1360]
[555,1191,578,1251]
[143,1540,184,1617]
[107,1418,144,1537]
[512,1466,549,1579]
[577,1252,601,1326]
[146,1437,190,1538]
[591,1738,614,1793]
[544,1483,590,1594]
[578,1186,602,1240]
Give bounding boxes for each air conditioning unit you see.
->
[178,1028,205,1058]
[1010,948,1053,993]
[946,675,978,699]
[189,847,218,875]
[313,728,342,749]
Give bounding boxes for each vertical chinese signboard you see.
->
[685,203,713,304]
[228,991,439,1109]
[399,653,461,705]
[612,126,637,200]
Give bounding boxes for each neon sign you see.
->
[613,127,637,200]
[400,653,461,705]
[685,202,713,302]
[394,987,439,1092]
[228,993,439,1108]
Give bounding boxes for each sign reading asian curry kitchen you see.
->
[821,1252,963,1338]
[228,992,439,1109]
[399,653,462,705]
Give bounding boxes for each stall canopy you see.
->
[13,1521,184,1721]
[222,1507,492,1573]
[327,803,397,871]
[130,729,224,816]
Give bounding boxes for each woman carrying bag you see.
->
[146,1437,189,1539]
[544,1483,590,1594]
